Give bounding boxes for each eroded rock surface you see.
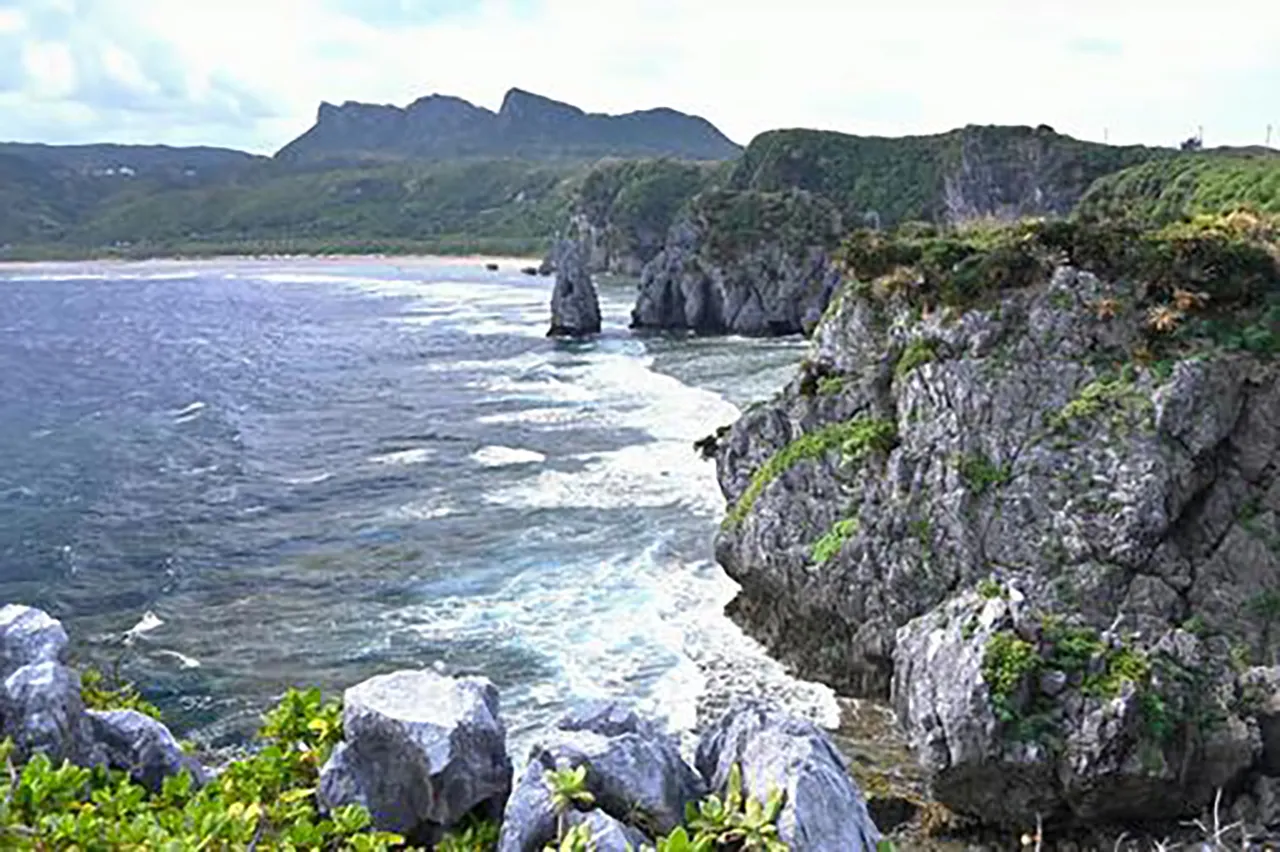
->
[712,246,1280,826]
[319,669,512,844]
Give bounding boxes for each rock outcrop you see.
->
[0,604,206,785]
[498,701,704,851]
[711,219,1280,828]
[697,701,882,850]
[318,669,512,845]
[547,239,601,337]
[86,708,208,791]
[632,189,844,336]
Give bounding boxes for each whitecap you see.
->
[172,401,206,421]
[369,448,433,466]
[283,472,333,486]
[388,500,454,521]
[152,649,201,669]
[471,446,546,467]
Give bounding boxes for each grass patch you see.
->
[894,338,937,379]
[811,518,860,564]
[724,417,897,529]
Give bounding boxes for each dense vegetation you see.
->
[0,157,589,259]
[730,125,1161,227]
[570,158,724,265]
[1074,150,1280,224]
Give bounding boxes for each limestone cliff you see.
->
[632,125,1165,336]
[709,215,1280,829]
[631,189,844,335]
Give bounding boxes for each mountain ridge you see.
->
[275,86,742,164]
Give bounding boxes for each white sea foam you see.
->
[387,499,455,521]
[471,446,546,467]
[283,471,333,486]
[173,401,206,419]
[369,448,433,466]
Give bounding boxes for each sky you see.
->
[0,0,1278,155]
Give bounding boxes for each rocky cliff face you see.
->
[275,88,741,164]
[628,125,1163,337]
[709,217,1280,829]
[631,189,844,335]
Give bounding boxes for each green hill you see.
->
[1074,150,1280,224]
[728,124,1164,227]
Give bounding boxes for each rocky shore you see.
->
[0,603,882,850]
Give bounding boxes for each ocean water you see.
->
[0,256,835,753]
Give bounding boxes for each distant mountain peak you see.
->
[278,87,740,164]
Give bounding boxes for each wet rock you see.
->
[86,709,208,791]
[318,670,511,845]
[695,701,882,851]
[547,239,601,337]
[497,701,703,852]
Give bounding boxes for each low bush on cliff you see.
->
[690,189,845,265]
[834,213,1280,358]
[1075,152,1280,225]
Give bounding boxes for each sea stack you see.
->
[547,239,601,337]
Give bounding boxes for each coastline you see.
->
[0,252,548,271]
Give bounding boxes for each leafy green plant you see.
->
[684,764,787,852]
[815,374,845,396]
[438,817,501,852]
[544,765,595,843]
[0,682,406,851]
[79,666,163,720]
[955,451,1012,496]
[544,822,597,852]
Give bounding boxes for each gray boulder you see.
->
[318,670,511,845]
[497,701,704,852]
[1,660,95,765]
[631,189,843,337]
[0,604,68,677]
[86,709,208,791]
[548,239,601,337]
[695,702,881,851]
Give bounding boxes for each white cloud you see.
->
[21,39,75,98]
[0,8,25,33]
[1,0,1279,152]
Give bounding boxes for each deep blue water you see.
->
[0,257,831,751]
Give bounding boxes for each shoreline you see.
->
[0,252,548,270]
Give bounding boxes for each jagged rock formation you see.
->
[318,669,512,845]
[275,88,741,164]
[697,702,882,850]
[631,189,844,335]
[548,240,602,337]
[498,702,704,851]
[710,217,1280,828]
